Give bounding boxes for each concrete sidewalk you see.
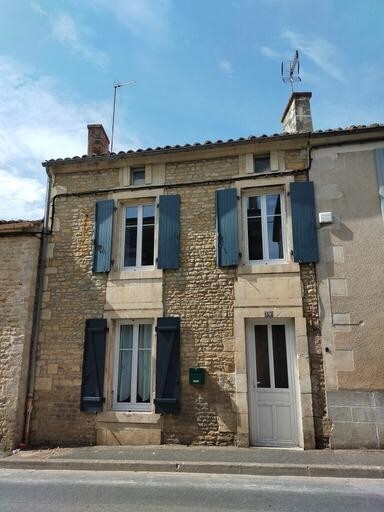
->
[1,445,384,479]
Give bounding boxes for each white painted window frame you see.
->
[121,202,156,270]
[113,320,154,412]
[242,188,288,265]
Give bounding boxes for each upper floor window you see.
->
[123,204,155,268]
[131,167,145,186]
[245,191,286,263]
[254,155,270,173]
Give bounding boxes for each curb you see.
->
[0,458,383,479]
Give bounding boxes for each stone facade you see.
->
[31,194,110,445]
[31,137,322,449]
[0,221,42,451]
[162,173,237,445]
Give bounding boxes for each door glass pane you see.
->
[272,325,289,388]
[124,207,138,267]
[117,325,133,402]
[141,205,155,266]
[266,195,283,260]
[137,324,152,403]
[254,325,270,388]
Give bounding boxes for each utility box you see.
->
[189,367,205,385]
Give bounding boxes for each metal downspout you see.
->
[22,170,52,447]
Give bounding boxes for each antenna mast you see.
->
[111,81,136,153]
[281,50,301,92]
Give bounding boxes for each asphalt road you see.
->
[0,469,383,512]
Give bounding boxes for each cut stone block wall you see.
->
[328,390,384,449]
[0,226,41,451]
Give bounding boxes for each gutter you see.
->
[22,171,52,447]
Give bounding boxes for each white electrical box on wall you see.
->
[319,211,333,224]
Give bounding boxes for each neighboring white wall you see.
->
[311,142,384,448]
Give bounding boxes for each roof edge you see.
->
[42,123,384,168]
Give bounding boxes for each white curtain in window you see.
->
[137,324,152,403]
[118,325,133,402]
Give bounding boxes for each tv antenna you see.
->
[110,80,136,153]
[281,50,301,91]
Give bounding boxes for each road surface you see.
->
[0,469,383,511]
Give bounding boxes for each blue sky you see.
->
[0,0,383,219]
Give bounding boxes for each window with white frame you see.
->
[123,204,155,268]
[244,190,286,263]
[113,322,153,411]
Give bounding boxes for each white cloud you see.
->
[261,46,279,60]
[218,59,233,75]
[282,30,345,83]
[0,56,141,220]
[51,13,108,66]
[92,0,170,42]
[0,170,45,220]
[30,1,47,16]
[32,5,107,66]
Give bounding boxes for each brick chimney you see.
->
[87,124,110,156]
[281,92,313,133]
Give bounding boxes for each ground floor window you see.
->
[113,322,153,411]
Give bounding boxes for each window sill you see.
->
[109,268,163,280]
[238,262,300,275]
[96,411,161,425]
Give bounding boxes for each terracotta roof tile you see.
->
[43,123,384,166]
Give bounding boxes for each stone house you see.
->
[2,92,384,451]
[0,220,42,451]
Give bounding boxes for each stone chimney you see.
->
[87,124,110,156]
[281,92,313,133]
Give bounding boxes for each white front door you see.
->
[247,321,299,447]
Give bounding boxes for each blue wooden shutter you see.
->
[93,199,114,272]
[374,148,384,222]
[80,319,107,412]
[290,181,319,263]
[158,195,180,269]
[155,317,180,414]
[216,188,239,267]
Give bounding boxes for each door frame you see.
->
[245,318,302,447]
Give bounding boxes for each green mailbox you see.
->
[189,367,205,385]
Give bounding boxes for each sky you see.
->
[0,0,383,220]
